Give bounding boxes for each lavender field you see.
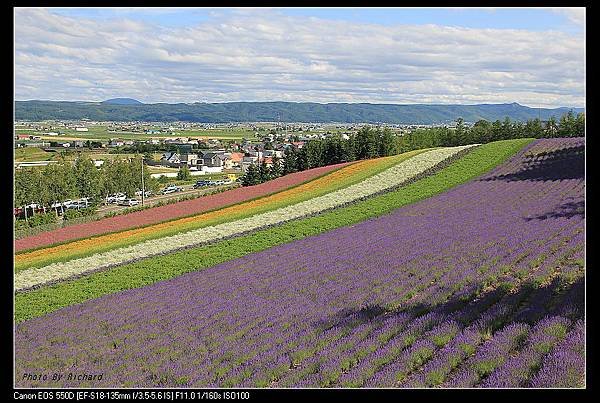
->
[14,138,585,388]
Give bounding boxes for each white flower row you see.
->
[15,145,476,291]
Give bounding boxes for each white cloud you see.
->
[14,8,585,108]
[551,7,585,26]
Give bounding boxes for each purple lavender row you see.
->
[479,316,571,387]
[443,322,531,387]
[398,284,532,387]
[529,320,585,388]
[332,311,448,387]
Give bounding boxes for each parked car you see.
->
[106,193,126,204]
[162,185,183,194]
[76,199,90,208]
[193,180,210,189]
[118,198,140,207]
[135,190,152,198]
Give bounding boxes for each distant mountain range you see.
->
[14,100,584,124]
[101,98,144,105]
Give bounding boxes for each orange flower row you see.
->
[15,155,406,271]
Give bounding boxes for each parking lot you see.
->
[95,183,235,216]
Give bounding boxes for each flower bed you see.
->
[15,162,352,252]
[14,139,531,322]
[14,151,422,272]
[15,146,473,290]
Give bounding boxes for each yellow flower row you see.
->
[15,153,418,271]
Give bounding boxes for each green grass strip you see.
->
[14,139,533,323]
[15,151,424,272]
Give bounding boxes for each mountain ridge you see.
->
[14,100,584,124]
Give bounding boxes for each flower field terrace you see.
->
[14,162,353,253]
[14,152,421,272]
[14,138,585,388]
[14,140,526,322]
[15,146,467,290]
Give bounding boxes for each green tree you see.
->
[575,113,585,137]
[558,110,576,137]
[454,118,466,145]
[177,164,191,181]
[295,147,309,171]
[342,134,357,162]
[377,128,396,156]
[283,147,298,174]
[355,127,378,159]
[258,160,270,182]
[471,120,492,143]
[546,116,558,137]
[73,156,101,203]
[305,140,324,168]
[14,167,41,219]
[270,155,283,178]
[241,163,259,186]
[44,161,77,208]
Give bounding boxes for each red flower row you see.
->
[15,163,351,252]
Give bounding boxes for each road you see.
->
[95,184,237,216]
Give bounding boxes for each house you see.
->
[161,152,181,164]
[201,152,227,167]
[228,152,245,169]
[180,153,200,166]
[292,141,305,149]
[73,140,85,147]
[263,150,284,159]
[242,156,259,164]
[75,127,89,132]
[109,139,125,147]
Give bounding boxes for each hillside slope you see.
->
[15,138,584,387]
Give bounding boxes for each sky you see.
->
[14,7,585,108]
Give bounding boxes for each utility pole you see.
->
[141,155,145,206]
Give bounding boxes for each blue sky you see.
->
[49,7,585,33]
[15,8,585,107]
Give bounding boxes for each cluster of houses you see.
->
[155,148,285,173]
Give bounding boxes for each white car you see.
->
[162,186,183,194]
[76,199,90,208]
[118,198,140,207]
[106,193,126,204]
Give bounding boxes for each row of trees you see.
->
[241,157,282,186]
[241,127,397,185]
[14,155,159,217]
[396,111,585,153]
[241,111,585,186]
